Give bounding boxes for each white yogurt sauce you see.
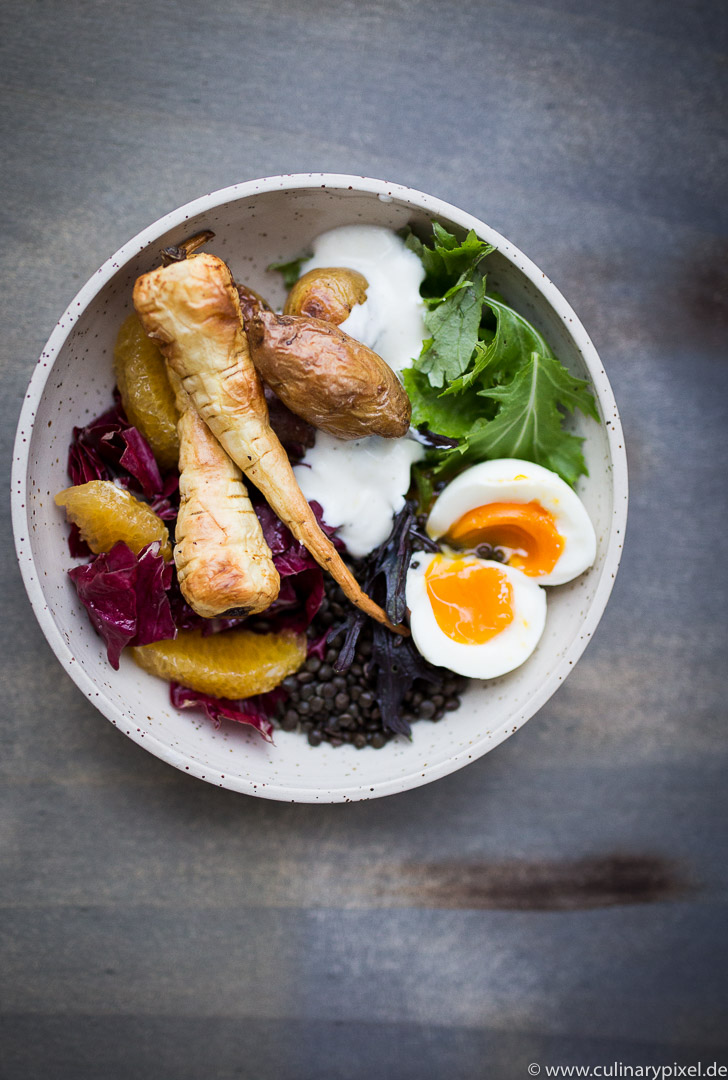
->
[299,225,426,373]
[294,225,427,557]
[294,433,424,558]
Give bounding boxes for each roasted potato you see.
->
[283,267,368,325]
[246,310,411,440]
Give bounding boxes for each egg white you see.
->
[427,459,596,586]
[406,553,547,679]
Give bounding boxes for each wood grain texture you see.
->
[1,0,727,1076]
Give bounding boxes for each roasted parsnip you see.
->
[167,367,280,619]
[133,253,406,634]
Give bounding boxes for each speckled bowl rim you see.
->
[12,173,628,802]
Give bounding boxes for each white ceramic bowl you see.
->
[12,174,627,802]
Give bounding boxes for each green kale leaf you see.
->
[443,294,554,395]
[267,253,311,290]
[414,271,487,388]
[401,220,599,487]
[405,224,494,297]
[402,367,494,439]
[450,351,599,485]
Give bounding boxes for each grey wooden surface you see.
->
[2,1,727,1077]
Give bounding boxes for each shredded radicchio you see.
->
[170,683,284,742]
[68,523,91,559]
[65,395,176,558]
[164,500,331,638]
[68,394,164,498]
[68,540,176,669]
[305,627,330,660]
[63,389,341,733]
[265,569,324,633]
[250,498,340,634]
[148,473,180,520]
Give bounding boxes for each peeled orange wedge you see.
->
[131,628,306,698]
[113,312,180,471]
[55,480,173,560]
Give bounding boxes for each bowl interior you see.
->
[15,180,624,801]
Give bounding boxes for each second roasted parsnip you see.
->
[169,368,280,619]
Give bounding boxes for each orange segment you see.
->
[446,501,564,577]
[113,313,180,471]
[131,627,306,698]
[55,480,173,560]
[425,556,514,645]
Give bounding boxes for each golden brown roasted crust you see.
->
[247,309,411,440]
[168,368,280,619]
[283,267,368,324]
[133,253,406,634]
[235,282,271,326]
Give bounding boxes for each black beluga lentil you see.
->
[270,502,469,749]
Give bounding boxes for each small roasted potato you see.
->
[283,267,368,325]
[246,310,411,440]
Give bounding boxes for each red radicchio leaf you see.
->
[134,543,176,645]
[265,576,299,611]
[68,397,164,498]
[306,627,330,659]
[68,437,112,485]
[167,576,207,631]
[273,546,317,576]
[265,568,325,634]
[310,499,343,546]
[295,569,325,631]
[107,426,163,497]
[166,575,248,635]
[148,473,180,521]
[170,683,281,742]
[68,401,126,486]
[250,499,340,632]
[68,522,91,558]
[254,501,292,556]
[69,543,138,668]
[254,499,343,560]
[68,541,176,669]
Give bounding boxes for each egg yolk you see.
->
[425,556,514,645]
[445,501,565,577]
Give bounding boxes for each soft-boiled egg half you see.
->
[427,459,597,587]
[405,460,596,678]
[406,553,547,679]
